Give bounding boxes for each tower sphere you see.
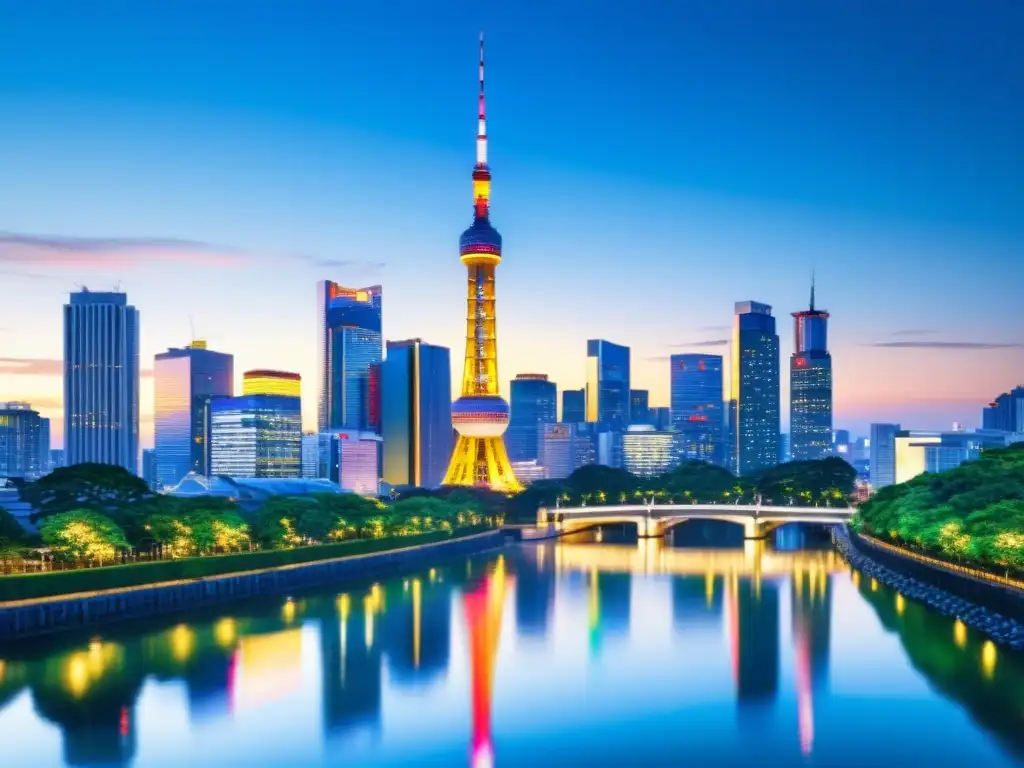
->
[459,217,502,258]
[451,395,510,437]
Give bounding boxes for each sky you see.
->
[1,0,1022,448]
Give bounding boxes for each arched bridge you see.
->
[536,500,854,540]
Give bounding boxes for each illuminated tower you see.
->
[790,276,833,461]
[443,34,523,492]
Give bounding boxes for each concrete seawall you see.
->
[0,530,504,640]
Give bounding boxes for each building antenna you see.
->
[809,268,816,312]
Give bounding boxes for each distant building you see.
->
[380,339,452,489]
[779,432,791,464]
[670,354,724,465]
[561,389,585,423]
[38,417,51,475]
[650,406,672,431]
[64,290,139,472]
[869,423,901,488]
[539,423,596,480]
[210,388,302,478]
[509,460,546,485]
[894,429,1011,484]
[729,301,780,475]
[317,430,381,495]
[622,425,676,477]
[154,340,234,489]
[301,433,319,478]
[586,340,630,429]
[629,389,650,426]
[983,386,1024,433]
[49,449,65,471]
[0,402,41,479]
[789,284,832,461]
[317,281,382,432]
[506,374,557,462]
[141,448,158,491]
[596,427,624,469]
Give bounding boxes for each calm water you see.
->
[1,525,1023,768]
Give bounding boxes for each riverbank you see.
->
[0,528,503,639]
[834,527,1024,651]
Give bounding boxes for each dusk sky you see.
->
[1,0,1022,448]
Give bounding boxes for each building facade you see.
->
[586,339,631,429]
[317,281,383,432]
[506,374,557,462]
[629,389,650,426]
[789,284,833,461]
[301,433,319,478]
[869,423,901,488]
[0,402,42,479]
[670,353,724,465]
[141,448,158,491]
[622,425,676,477]
[381,339,453,489]
[539,423,596,480]
[983,386,1024,433]
[154,341,234,489]
[318,430,381,495]
[562,389,585,423]
[210,393,302,478]
[63,290,140,471]
[729,301,780,475]
[38,417,51,476]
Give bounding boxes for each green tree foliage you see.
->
[857,443,1024,573]
[751,457,856,505]
[656,461,747,503]
[21,464,152,521]
[39,510,130,564]
[565,465,638,499]
[0,506,27,543]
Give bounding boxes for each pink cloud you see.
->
[0,357,153,377]
[0,232,246,269]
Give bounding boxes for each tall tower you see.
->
[790,278,833,461]
[443,34,523,492]
[729,301,780,475]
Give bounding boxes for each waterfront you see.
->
[0,525,1022,767]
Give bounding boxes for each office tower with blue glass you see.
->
[38,417,51,475]
[317,281,383,432]
[629,389,651,426]
[869,423,901,488]
[380,339,453,489]
[210,371,302,478]
[789,283,833,461]
[154,340,234,488]
[670,353,724,465]
[586,340,631,429]
[562,389,585,423]
[0,402,42,478]
[63,290,140,471]
[506,374,557,462]
[729,301,780,475]
[983,386,1024,433]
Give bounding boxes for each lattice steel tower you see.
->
[442,33,523,493]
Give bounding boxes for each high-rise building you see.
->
[790,282,832,461]
[141,448,158,491]
[622,425,676,477]
[539,423,596,480]
[506,374,557,462]
[317,281,383,432]
[301,433,319,478]
[650,406,672,431]
[562,389,585,423]
[893,430,1009,484]
[670,354,724,465]
[629,389,650,426]
[983,386,1024,433]
[38,417,51,475]
[318,430,381,495]
[869,423,901,488]
[729,301,780,475]
[779,432,791,464]
[154,340,234,489]
[586,340,631,428]
[0,402,41,479]
[64,290,139,471]
[210,380,302,478]
[49,449,65,471]
[443,35,522,493]
[381,339,453,489]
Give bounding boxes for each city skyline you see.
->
[3,2,1024,448]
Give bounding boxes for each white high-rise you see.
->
[63,290,140,472]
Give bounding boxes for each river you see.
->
[0,524,1022,767]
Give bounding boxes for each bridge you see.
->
[536,499,854,540]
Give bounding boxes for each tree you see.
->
[253,497,309,548]
[22,464,152,521]
[40,510,130,564]
[565,465,638,500]
[0,506,26,543]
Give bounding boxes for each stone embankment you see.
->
[834,527,1024,651]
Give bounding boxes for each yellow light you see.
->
[429,568,437,583]
[364,594,375,649]
[895,593,905,616]
[242,370,301,397]
[171,624,194,663]
[412,578,422,669]
[65,654,90,698]
[852,571,861,588]
[953,619,967,649]
[0,660,5,683]
[282,598,297,624]
[214,618,237,649]
[705,570,714,608]
[981,640,997,679]
[870,578,878,592]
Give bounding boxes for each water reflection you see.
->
[0,526,1022,767]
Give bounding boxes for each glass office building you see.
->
[539,422,596,480]
[506,374,557,462]
[622,425,676,477]
[729,302,780,475]
[0,402,42,479]
[317,281,382,432]
[670,354,724,465]
[380,339,452,489]
[790,286,833,461]
[586,340,630,429]
[317,430,382,495]
[63,290,139,472]
[210,393,302,478]
[154,341,234,489]
[629,389,650,426]
[561,389,585,423]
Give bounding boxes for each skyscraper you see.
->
[0,402,41,478]
[983,386,1024,433]
[539,423,596,480]
[790,282,833,461]
[38,417,51,475]
[670,354,724,465]
[154,340,234,488]
[301,433,319,478]
[506,374,557,462]
[317,430,382,495]
[64,290,139,471]
[622,425,676,477]
[381,339,453,489]
[629,389,650,426]
[729,301,780,475]
[317,281,383,432]
[585,340,630,429]
[141,448,158,490]
[443,34,522,493]
[870,423,901,488]
[562,389,585,423]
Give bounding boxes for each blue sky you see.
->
[1,0,1022,446]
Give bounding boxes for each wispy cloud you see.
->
[669,339,729,348]
[0,232,247,269]
[889,329,938,337]
[294,255,386,272]
[0,357,153,376]
[867,341,1022,350]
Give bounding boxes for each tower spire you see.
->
[477,31,487,166]
[810,269,816,312]
[472,32,491,220]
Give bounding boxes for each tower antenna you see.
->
[810,269,816,312]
